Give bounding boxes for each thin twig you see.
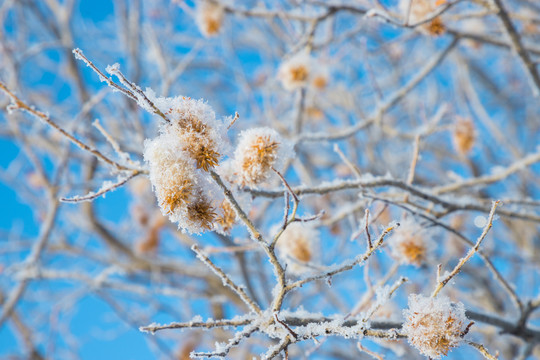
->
[139,317,252,334]
[286,223,398,291]
[432,200,500,297]
[191,244,262,315]
[274,312,298,340]
[491,0,540,96]
[0,81,137,172]
[466,340,499,360]
[228,111,239,129]
[364,209,372,249]
[406,134,421,185]
[60,172,140,203]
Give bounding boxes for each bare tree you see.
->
[1,0,539,359]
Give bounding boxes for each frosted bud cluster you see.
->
[387,218,434,267]
[230,127,293,187]
[399,0,445,35]
[403,294,469,359]
[276,222,319,275]
[143,92,229,234]
[278,53,329,91]
[195,0,225,37]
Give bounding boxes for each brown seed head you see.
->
[453,118,475,155]
[192,144,220,171]
[288,238,312,262]
[237,136,279,186]
[290,65,309,82]
[404,295,468,359]
[399,238,428,266]
[204,18,221,35]
[312,75,328,89]
[216,200,237,233]
[187,198,217,231]
[427,17,446,36]
[160,178,193,215]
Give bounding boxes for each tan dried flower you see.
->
[400,0,446,36]
[169,112,222,172]
[278,53,313,91]
[452,118,475,155]
[195,1,225,37]
[427,17,446,35]
[278,53,330,91]
[403,294,469,359]
[216,200,237,234]
[187,197,217,231]
[191,144,220,171]
[233,127,293,187]
[143,91,229,234]
[312,75,328,89]
[136,224,161,254]
[276,222,319,275]
[388,218,434,266]
[160,178,193,215]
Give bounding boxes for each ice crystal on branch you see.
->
[403,294,469,359]
[387,218,434,266]
[232,127,293,187]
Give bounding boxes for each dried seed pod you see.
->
[195,1,225,37]
[400,0,446,36]
[276,222,319,275]
[403,294,469,359]
[452,118,476,155]
[232,127,293,187]
[387,218,434,267]
[215,199,237,234]
[278,53,330,91]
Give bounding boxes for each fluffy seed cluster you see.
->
[278,53,329,91]
[215,199,237,234]
[452,118,476,155]
[403,294,469,359]
[195,0,225,37]
[231,127,293,187]
[143,92,228,234]
[400,0,446,36]
[276,222,319,275]
[387,218,434,267]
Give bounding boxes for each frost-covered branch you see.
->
[191,244,262,315]
[432,200,500,297]
[0,81,136,172]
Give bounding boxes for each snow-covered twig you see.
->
[432,201,500,297]
[0,81,136,172]
[192,244,262,315]
[60,172,140,203]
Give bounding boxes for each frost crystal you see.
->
[275,222,319,275]
[403,294,468,359]
[232,127,293,187]
[387,218,434,267]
